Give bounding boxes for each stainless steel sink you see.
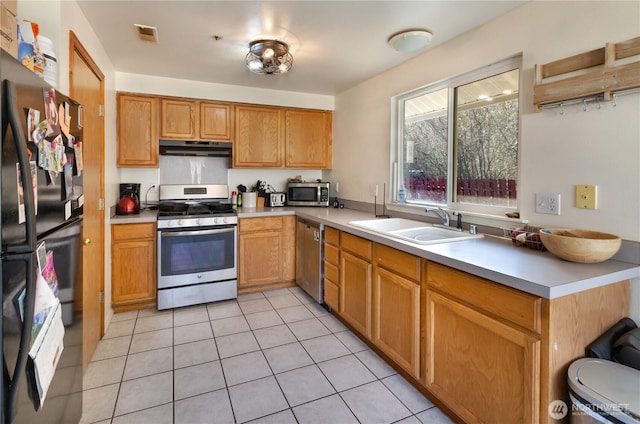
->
[349,218,483,245]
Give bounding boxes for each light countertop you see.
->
[288,207,639,299]
[113,206,640,299]
[109,209,158,224]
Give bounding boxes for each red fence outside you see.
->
[407,176,517,202]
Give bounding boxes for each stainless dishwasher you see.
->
[296,218,324,303]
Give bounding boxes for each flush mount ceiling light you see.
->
[387,30,433,52]
[246,39,293,75]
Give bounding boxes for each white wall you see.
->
[327,1,640,321]
[116,72,334,110]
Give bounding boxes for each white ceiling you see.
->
[76,1,526,96]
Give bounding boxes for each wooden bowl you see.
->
[539,228,621,263]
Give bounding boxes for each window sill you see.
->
[385,202,528,229]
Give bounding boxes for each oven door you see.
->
[157,225,237,289]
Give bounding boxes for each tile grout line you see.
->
[109,309,138,421]
[240,288,361,423]
[206,303,239,424]
[87,289,440,424]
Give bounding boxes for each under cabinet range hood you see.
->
[159,140,232,157]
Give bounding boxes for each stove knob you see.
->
[197,218,203,226]
[178,219,184,226]
[214,218,221,225]
[166,220,174,227]
[221,217,228,224]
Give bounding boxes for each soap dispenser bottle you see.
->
[398,185,407,203]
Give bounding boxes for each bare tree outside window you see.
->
[397,59,520,212]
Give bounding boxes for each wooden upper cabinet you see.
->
[234,105,332,169]
[285,109,332,169]
[117,94,159,168]
[200,101,233,141]
[161,98,196,139]
[234,105,283,168]
[117,91,328,168]
[160,98,233,141]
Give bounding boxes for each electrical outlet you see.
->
[335,182,339,193]
[535,193,561,215]
[369,184,379,197]
[575,185,597,209]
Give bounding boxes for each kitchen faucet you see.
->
[425,207,463,231]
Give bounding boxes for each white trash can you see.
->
[567,358,640,424]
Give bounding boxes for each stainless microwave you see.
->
[287,182,330,207]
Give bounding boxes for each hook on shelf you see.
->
[541,87,639,114]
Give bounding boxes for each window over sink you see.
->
[393,55,521,215]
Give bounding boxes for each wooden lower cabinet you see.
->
[323,226,340,310]
[339,233,372,338]
[111,223,156,312]
[425,289,541,423]
[423,261,628,424]
[339,251,371,337]
[372,244,421,378]
[238,216,295,293]
[327,229,629,424]
[373,267,421,378]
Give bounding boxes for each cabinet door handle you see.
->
[83,238,92,245]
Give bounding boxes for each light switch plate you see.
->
[575,185,597,209]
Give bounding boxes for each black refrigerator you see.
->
[1,50,83,424]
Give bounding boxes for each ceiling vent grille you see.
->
[134,24,159,43]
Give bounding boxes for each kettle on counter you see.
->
[116,190,140,215]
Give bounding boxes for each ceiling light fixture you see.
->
[246,39,293,75]
[387,30,433,53]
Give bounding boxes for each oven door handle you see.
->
[160,227,236,237]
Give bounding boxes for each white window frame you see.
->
[391,55,523,217]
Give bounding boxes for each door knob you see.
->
[83,238,92,245]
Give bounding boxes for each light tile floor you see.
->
[80,286,453,424]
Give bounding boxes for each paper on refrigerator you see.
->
[26,270,65,410]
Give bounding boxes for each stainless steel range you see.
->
[156,184,237,310]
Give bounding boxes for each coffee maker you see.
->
[116,183,141,215]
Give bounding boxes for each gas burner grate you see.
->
[157,201,235,218]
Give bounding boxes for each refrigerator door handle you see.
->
[2,252,37,422]
[2,80,37,253]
